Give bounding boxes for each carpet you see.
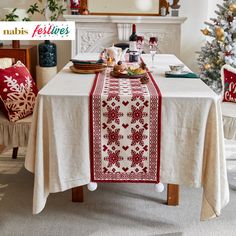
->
[0,150,236,236]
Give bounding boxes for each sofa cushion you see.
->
[0,61,38,122]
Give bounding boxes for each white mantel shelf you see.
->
[64,15,187,24]
[64,15,187,57]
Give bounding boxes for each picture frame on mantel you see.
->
[80,0,169,16]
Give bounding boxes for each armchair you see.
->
[0,58,32,159]
[221,64,236,189]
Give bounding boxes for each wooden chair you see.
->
[0,110,32,159]
[221,64,236,189]
[221,65,236,140]
[0,58,32,159]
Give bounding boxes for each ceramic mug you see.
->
[169,64,184,73]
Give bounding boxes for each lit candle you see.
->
[107,57,115,67]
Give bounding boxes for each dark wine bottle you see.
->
[129,24,138,41]
[129,24,139,62]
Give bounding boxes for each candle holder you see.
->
[107,57,116,67]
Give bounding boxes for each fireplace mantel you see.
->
[64,15,187,24]
[64,15,187,57]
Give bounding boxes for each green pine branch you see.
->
[2,0,66,22]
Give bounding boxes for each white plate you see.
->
[165,71,189,76]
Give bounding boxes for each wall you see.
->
[179,0,209,72]
[179,0,222,72]
[88,0,159,14]
[209,0,223,18]
[0,0,222,72]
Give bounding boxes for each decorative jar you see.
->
[38,40,57,67]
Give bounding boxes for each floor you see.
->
[0,148,236,236]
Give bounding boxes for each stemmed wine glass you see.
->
[149,37,158,70]
[136,36,144,56]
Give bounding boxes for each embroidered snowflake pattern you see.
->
[131,93,145,102]
[104,150,123,168]
[131,82,145,101]
[103,105,123,124]
[91,66,161,182]
[107,92,120,102]
[127,128,147,146]
[104,127,123,146]
[2,75,37,122]
[127,105,148,124]
[128,150,147,168]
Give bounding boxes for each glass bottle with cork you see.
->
[129,24,139,62]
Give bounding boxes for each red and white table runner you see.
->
[90,67,162,183]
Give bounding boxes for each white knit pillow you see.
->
[0,58,14,69]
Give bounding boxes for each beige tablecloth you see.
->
[25,54,229,220]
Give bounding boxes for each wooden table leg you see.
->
[12,147,18,159]
[167,184,179,206]
[72,186,84,202]
[0,145,5,154]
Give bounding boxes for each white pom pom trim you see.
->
[154,182,164,193]
[87,182,98,191]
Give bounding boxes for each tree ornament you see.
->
[201,28,210,36]
[204,64,211,70]
[225,51,232,56]
[216,59,222,65]
[227,15,234,23]
[229,3,236,13]
[215,27,225,42]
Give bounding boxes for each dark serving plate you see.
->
[70,59,104,65]
[70,59,106,70]
[110,71,147,79]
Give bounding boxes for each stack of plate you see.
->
[70,59,106,74]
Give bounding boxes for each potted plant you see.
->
[1,8,31,48]
[27,0,66,21]
[27,0,67,67]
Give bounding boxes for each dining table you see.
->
[25,53,229,221]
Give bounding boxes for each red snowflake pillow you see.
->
[221,65,236,103]
[0,61,38,122]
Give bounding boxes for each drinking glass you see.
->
[149,37,158,69]
[136,36,144,55]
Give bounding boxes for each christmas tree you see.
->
[197,0,236,94]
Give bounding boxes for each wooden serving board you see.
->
[110,71,147,79]
[70,66,106,74]
[73,63,106,70]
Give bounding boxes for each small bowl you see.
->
[169,64,184,73]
